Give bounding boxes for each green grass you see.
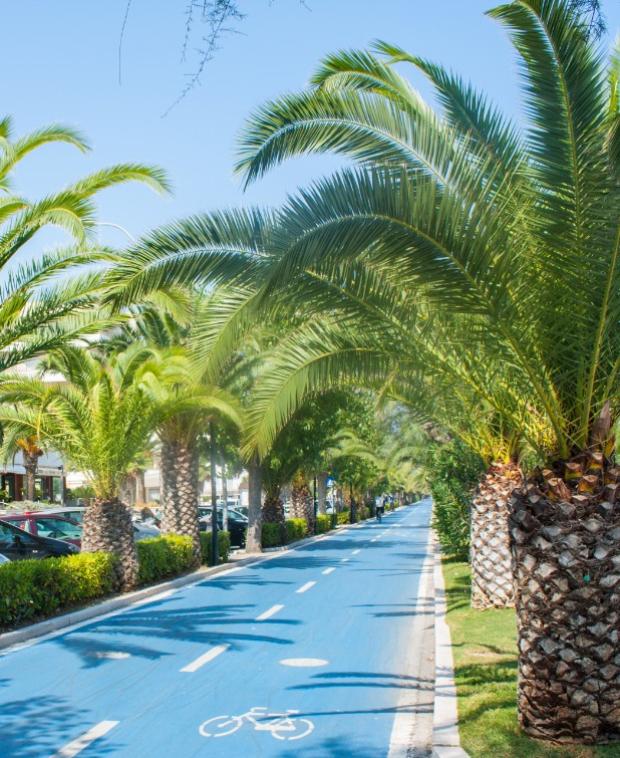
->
[442,560,620,758]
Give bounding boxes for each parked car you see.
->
[198,507,247,548]
[41,506,85,524]
[1,513,82,547]
[0,519,77,560]
[1,512,159,548]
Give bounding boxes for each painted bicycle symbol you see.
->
[199,706,314,741]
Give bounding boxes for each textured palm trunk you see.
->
[134,469,146,505]
[82,498,139,591]
[263,489,285,523]
[470,462,522,609]
[317,471,328,515]
[220,454,229,532]
[246,457,262,552]
[160,437,201,563]
[23,452,38,501]
[291,473,314,530]
[510,462,620,743]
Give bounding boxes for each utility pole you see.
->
[209,421,218,566]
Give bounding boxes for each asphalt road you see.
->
[0,499,433,758]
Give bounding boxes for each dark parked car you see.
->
[198,507,247,548]
[0,519,77,561]
[1,513,82,546]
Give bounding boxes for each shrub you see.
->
[262,522,286,548]
[330,512,338,529]
[315,514,331,534]
[0,552,117,630]
[285,518,308,543]
[199,531,231,565]
[357,506,370,521]
[137,535,196,585]
[427,440,484,559]
[337,510,351,525]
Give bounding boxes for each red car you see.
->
[0,512,82,547]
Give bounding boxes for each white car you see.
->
[0,553,10,564]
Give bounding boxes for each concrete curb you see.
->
[432,534,469,758]
[0,511,398,653]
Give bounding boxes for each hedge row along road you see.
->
[0,501,433,757]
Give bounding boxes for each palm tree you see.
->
[0,116,168,375]
[10,436,44,501]
[0,347,157,589]
[229,1,620,743]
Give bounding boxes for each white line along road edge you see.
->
[54,720,119,758]
[387,505,435,758]
[256,604,284,621]
[432,533,469,758]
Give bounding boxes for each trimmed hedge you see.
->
[315,514,331,534]
[0,552,117,630]
[262,522,286,548]
[137,535,196,585]
[285,518,308,543]
[200,531,231,565]
[337,510,351,525]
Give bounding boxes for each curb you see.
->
[0,511,399,653]
[432,534,469,758]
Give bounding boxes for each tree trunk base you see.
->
[510,487,620,744]
[470,462,521,609]
[82,499,139,591]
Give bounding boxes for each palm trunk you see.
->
[317,471,328,515]
[134,469,146,505]
[263,487,285,523]
[246,456,262,552]
[470,462,521,609]
[510,462,620,743]
[291,472,314,529]
[220,452,228,533]
[81,498,139,591]
[23,452,38,501]
[160,437,201,563]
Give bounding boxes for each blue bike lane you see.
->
[0,500,433,757]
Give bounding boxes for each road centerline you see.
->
[54,720,119,758]
[351,549,361,555]
[255,604,284,621]
[296,581,317,594]
[180,643,230,673]
[322,567,336,575]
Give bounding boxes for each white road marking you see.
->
[370,538,378,543]
[296,581,316,594]
[181,643,230,673]
[340,558,350,563]
[54,720,119,757]
[256,604,284,621]
[351,549,361,555]
[322,567,336,575]
[280,658,328,667]
[90,651,130,660]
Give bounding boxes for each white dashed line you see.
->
[255,604,284,621]
[370,538,378,543]
[341,557,350,563]
[296,581,317,594]
[180,643,229,672]
[54,721,119,757]
[351,549,361,555]
[322,567,336,575]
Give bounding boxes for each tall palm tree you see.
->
[230,1,620,743]
[0,347,157,589]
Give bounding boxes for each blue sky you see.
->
[4,0,620,256]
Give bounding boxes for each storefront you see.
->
[0,452,64,503]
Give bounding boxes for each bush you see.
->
[315,514,331,534]
[137,535,196,585]
[427,440,484,559]
[261,522,286,548]
[0,552,117,630]
[357,506,370,521]
[330,512,338,529]
[199,531,231,565]
[336,510,351,525]
[285,518,308,543]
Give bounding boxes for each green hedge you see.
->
[315,514,331,534]
[137,535,196,585]
[285,518,308,543]
[199,531,231,565]
[357,506,371,521]
[0,553,117,630]
[337,510,351,525]
[261,522,285,548]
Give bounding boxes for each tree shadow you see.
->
[287,669,434,694]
